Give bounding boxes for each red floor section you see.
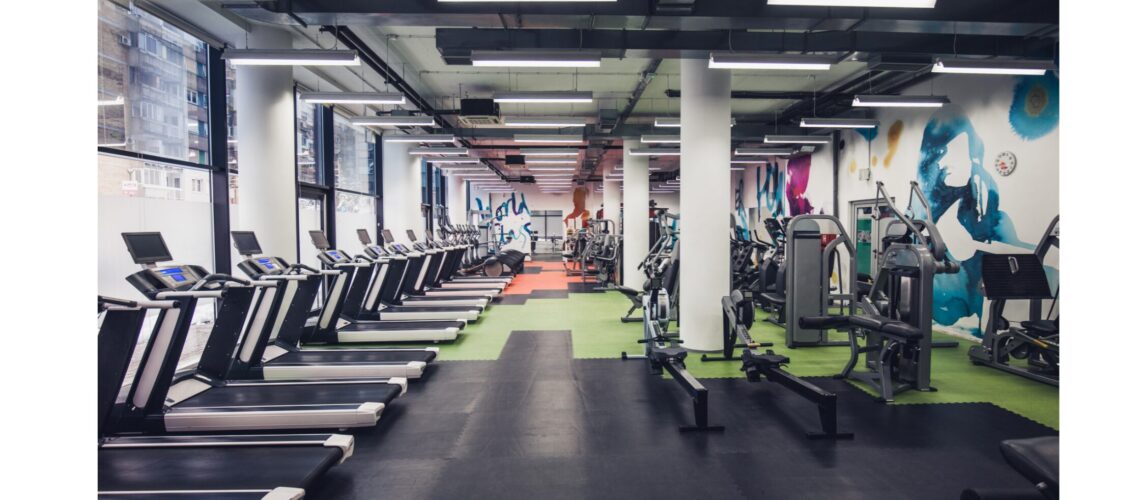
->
[505,261,591,295]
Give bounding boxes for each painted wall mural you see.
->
[785,155,817,216]
[757,163,786,219]
[838,72,1059,338]
[563,186,591,227]
[1009,72,1060,140]
[734,177,749,239]
[476,193,533,254]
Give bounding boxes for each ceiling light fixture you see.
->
[519,148,580,156]
[652,117,735,128]
[299,92,406,105]
[526,159,577,164]
[932,58,1055,76]
[409,147,469,155]
[504,117,588,128]
[640,135,681,144]
[384,134,456,143]
[767,0,937,7]
[222,49,360,66]
[709,53,833,71]
[731,160,769,164]
[528,167,577,172]
[351,116,437,127]
[764,135,831,144]
[629,148,681,156]
[800,117,879,129]
[735,148,795,156]
[426,158,481,164]
[493,91,593,103]
[852,95,949,108]
[471,50,602,68]
[514,134,584,143]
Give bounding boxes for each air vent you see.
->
[458,99,502,127]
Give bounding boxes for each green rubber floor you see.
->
[355,289,1059,429]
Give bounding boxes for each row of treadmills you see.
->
[98,227,514,499]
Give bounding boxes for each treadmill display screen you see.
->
[123,232,173,264]
[257,258,276,270]
[231,231,262,254]
[328,250,342,260]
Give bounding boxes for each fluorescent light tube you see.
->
[493,91,593,103]
[526,159,578,164]
[767,0,937,7]
[852,95,949,108]
[932,58,1055,76]
[629,148,681,156]
[519,148,580,156]
[351,116,437,127]
[409,148,469,155]
[504,117,587,128]
[471,50,602,68]
[735,148,794,156]
[731,160,769,164]
[427,158,481,164]
[223,49,360,66]
[384,134,456,143]
[652,117,735,128]
[709,53,833,71]
[528,167,577,172]
[299,92,406,105]
[800,117,879,129]
[764,135,831,144]
[514,134,584,143]
[641,135,681,144]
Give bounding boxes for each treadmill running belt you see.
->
[338,320,465,332]
[98,446,341,492]
[283,350,435,364]
[179,383,400,408]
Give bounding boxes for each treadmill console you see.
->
[317,249,351,266]
[126,265,208,298]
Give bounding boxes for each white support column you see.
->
[446,174,467,226]
[603,164,622,231]
[679,57,732,351]
[622,139,649,289]
[381,140,424,241]
[235,26,297,260]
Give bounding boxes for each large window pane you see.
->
[297,96,319,184]
[226,65,237,169]
[298,197,324,268]
[336,192,377,256]
[97,0,210,165]
[334,113,375,193]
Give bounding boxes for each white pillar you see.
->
[235,26,296,260]
[446,174,467,226]
[622,139,649,289]
[679,57,732,351]
[603,164,622,230]
[381,140,424,242]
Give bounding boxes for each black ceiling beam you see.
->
[436,29,1055,63]
[234,0,1057,32]
[320,25,507,180]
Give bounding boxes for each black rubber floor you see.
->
[307,331,1055,499]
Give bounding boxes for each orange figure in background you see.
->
[563,186,590,226]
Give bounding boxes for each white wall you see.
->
[836,72,1060,337]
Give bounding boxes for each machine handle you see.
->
[190,273,250,290]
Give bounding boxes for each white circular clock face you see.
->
[995,151,1017,176]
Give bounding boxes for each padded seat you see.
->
[759,292,786,305]
[848,314,891,331]
[615,286,641,299]
[798,315,850,330]
[881,321,924,340]
[1001,437,1059,500]
[1020,320,1059,336]
[651,347,687,362]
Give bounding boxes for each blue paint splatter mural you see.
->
[757,163,785,219]
[1009,72,1059,141]
[915,108,1034,336]
[856,127,880,142]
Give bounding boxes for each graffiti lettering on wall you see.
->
[757,163,785,219]
[475,193,533,253]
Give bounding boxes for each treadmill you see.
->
[352,229,482,321]
[114,232,404,433]
[302,230,464,343]
[224,230,439,379]
[382,229,499,300]
[98,296,355,499]
[409,229,512,290]
[365,230,491,309]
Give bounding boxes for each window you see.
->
[226,65,237,169]
[336,192,377,257]
[333,112,375,193]
[192,179,203,192]
[296,93,318,183]
[97,0,210,165]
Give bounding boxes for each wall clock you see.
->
[995,151,1017,176]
